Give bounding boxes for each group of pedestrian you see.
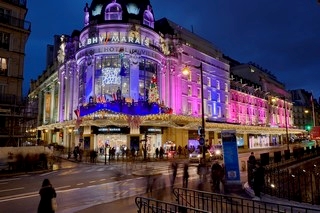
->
[155,147,165,159]
[169,160,190,189]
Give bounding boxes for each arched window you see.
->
[105,0,122,21]
[143,5,154,28]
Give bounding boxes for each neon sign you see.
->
[79,32,151,48]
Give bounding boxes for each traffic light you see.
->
[306,125,311,131]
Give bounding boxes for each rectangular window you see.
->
[217,106,221,117]
[208,105,212,116]
[207,77,211,87]
[217,93,220,102]
[198,103,201,115]
[197,74,200,84]
[216,80,220,90]
[225,95,228,104]
[208,90,212,101]
[224,83,228,92]
[0,31,10,50]
[187,102,192,114]
[188,85,192,96]
[188,72,192,81]
[197,88,201,98]
[0,57,8,76]
[0,84,6,96]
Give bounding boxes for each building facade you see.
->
[28,0,304,153]
[290,89,318,137]
[0,0,33,146]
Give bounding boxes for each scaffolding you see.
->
[0,94,37,147]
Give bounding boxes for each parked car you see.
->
[210,145,223,160]
[189,149,213,163]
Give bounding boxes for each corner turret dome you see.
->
[88,0,155,28]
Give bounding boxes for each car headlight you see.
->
[197,154,201,158]
[215,150,221,155]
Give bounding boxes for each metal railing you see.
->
[172,187,320,213]
[264,158,320,205]
[135,196,209,213]
[0,14,31,31]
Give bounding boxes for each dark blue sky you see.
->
[25,0,320,98]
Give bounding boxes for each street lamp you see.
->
[182,63,206,160]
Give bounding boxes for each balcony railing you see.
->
[0,94,23,105]
[0,14,31,31]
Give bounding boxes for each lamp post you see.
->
[182,63,206,161]
[283,98,290,151]
[68,128,72,159]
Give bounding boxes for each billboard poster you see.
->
[222,130,241,183]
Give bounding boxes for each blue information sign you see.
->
[199,137,205,146]
[222,130,241,183]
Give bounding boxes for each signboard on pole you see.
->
[222,130,241,184]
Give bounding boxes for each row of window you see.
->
[185,101,221,118]
[186,74,228,92]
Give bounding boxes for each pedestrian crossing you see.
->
[57,163,198,180]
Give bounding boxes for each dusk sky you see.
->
[25,1,320,98]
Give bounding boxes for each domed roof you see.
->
[88,0,154,25]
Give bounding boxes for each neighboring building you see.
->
[0,0,33,146]
[226,59,295,148]
[28,0,303,152]
[290,89,318,133]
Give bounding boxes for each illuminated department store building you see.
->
[28,0,304,153]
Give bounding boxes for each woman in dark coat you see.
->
[37,178,57,213]
[253,162,265,199]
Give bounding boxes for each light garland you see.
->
[37,111,306,136]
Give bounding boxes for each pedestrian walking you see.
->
[248,152,257,187]
[182,162,189,188]
[252,162,265,200]
[146,175,156,193]
[248,152,256,165]
[211,160,223,192]
[37,178,57,213]
[170,160,178,188]
[197,158,207,182]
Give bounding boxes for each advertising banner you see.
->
[222,130,241,183]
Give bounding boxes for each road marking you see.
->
[57,188,80,193]
[89,180,96,183]
[0,187,24,193]
[55,185,71,190]
[77,183,84,186]
[0,182,8,185]
[0,191,38,202]
[40,171,57,176]
[0,178,20,182]
[99,179,106,181]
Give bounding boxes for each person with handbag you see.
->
[37,178,57,213]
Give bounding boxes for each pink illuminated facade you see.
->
[28,0,304,152]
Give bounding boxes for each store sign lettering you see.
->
[98,127,121,132]
[148,128,162,133]
[79,32,151,48]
